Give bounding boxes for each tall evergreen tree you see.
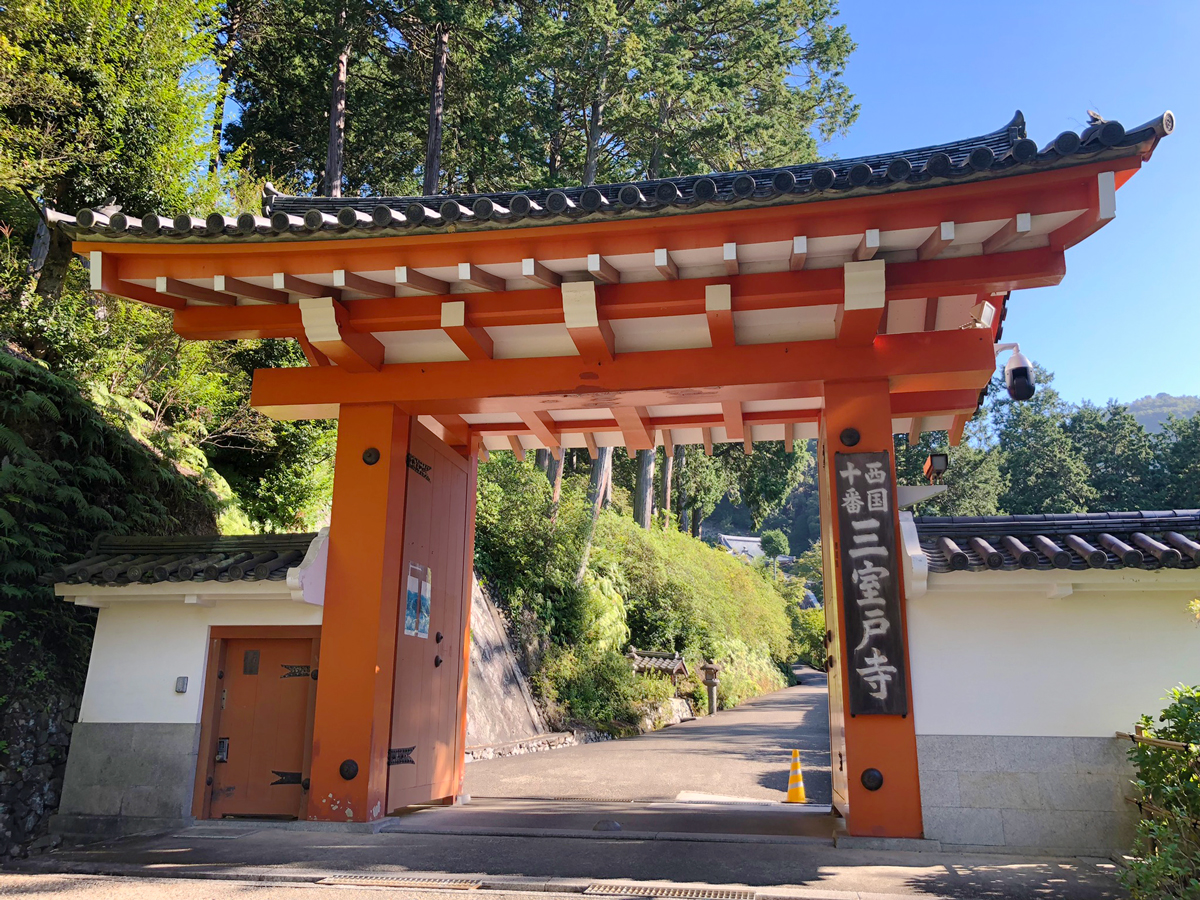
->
[1064,401,1154,512]
[993,368,1097,515]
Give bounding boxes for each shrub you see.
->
[535,645,672,734]
[1122,685,1200,899]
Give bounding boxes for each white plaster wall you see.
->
[908,587,1200,736]
[79,601,323,725]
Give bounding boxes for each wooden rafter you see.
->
[440,300,493,361]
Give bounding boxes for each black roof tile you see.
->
[914,510,1200,574]
[58,110,1174,243]
[45,533,319,587]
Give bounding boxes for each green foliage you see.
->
[1,0,218,208]
[1122,686,1200,899]
[476,458,800,727]
[536,644,673,734]
[590,512,792,661]
[761,528,789,559]
[0,345,218,706]
[224,0,858,193]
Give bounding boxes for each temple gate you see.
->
[61,109,1173,837]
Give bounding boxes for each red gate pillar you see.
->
[820,379,923,837]
[307,404,411,821]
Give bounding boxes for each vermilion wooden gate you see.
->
[387,423,476,810]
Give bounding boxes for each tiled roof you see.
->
[915,511,1200,575]
[45,533,319,586]
[60,110,1173,244]
[627,648,689,676]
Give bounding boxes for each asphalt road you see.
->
[465,670,833,805]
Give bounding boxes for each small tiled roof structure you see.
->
[914,510,1200,574]
[626,648,689,683]
[58,110,1174,243]
[44,533,319,586]
[719,534,763,560]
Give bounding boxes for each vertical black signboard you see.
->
[834,451,908,716]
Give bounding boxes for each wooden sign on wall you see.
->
[834,452,908,716]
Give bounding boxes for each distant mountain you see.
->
[1125,394,1200,433]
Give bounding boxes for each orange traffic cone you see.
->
[785,749,807,803]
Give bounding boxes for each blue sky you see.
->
[821,2,1199,405]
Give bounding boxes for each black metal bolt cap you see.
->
[362,447,380,466]
[840,428,860,447]
[861,768,884,791]
[339,759,359,781]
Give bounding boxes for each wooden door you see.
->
[209,637,317,818]
[387,424,473,810]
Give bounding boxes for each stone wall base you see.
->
[917,734,1136,854]
[56,722,201,840]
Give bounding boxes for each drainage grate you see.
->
[317,875,482,889]
[585,885,755,900]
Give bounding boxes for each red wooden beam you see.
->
[563,282,615,362]
[722,400,744,441]
[156,276,236,307]
[169,250,1065,342]
[298,297,383,373]
[440,300,493,361]
[611,407,654,451]
[917,222,955,261]
[252,329,997,420]
[705,284,735,348]
[520,410,560,449]
[836,259,886,346]
[215,275,288,305]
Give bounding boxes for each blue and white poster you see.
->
[405,562,432,638]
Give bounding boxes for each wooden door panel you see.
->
[210,637,313,818]
[387,424,473,811]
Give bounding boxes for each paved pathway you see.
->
[465,670,832,805]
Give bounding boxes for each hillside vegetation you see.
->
[475,453,816,732]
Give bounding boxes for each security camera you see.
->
[996,343,1036,401]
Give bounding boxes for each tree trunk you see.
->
[633,449,654,529]
[35,225,73,299]
[691,508,702,538]
[547,454,564,506]
[587,447,613,519]
[535,448,549,474]
[423,25,450,196]
[660,450,674,528]
[582,92,605,186]
[325,28,351,198]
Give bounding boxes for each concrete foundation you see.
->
[54,722,200,839]
[917,734,1137,853]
